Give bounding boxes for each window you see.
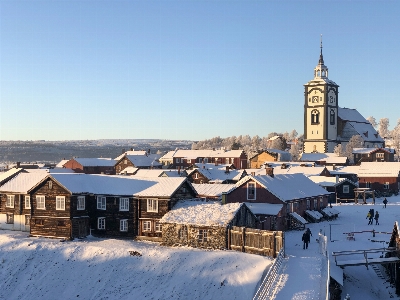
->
[306,199,310,209]
[343,185,350,193]
[247,182,256,200]
[48,181,53,189]
[176,158,181,163]
[198,158,203,163]
[25,215,31,225]
[290,202,294,213]
[366,182,371,188]
[147,199,158,212]
[124,159,128,165]
[37,196,45,210]
[179,226,188,240]
[35,219,44,225]
[120,219,128,232]
[77,196,85,210]
[225,158,229,164]
[330,109,335,125]
[384,182,390,190]
[198,229,208,243]
[155,221,162,232]
[313,199,318,210]
[97,196,106,210]
[56,196,65,210]
[6,213,14,224]
[6,195,15,208]
[376,153,384,159]
[186,159,191,164]
[25,196,31,209]
[311,110,320,124]
[204,158,208,163]
[194,173,199,179]
[57,220,66,227]
[143,221,151,231]
[98,217,105,230]
[119,198,129,211]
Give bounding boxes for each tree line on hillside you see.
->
[191,130,304,161]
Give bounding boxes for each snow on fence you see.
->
[253,248,285,300]
[229,226,284,258]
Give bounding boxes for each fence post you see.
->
[273,232,277,258]
[242,227,246,253]
[228,228,231,250]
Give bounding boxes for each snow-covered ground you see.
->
[3,196,400,300]
[273,196,400,300]
[0,231,272,300]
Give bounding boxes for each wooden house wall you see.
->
[250,152,276,169]
[188,170,209,184]
[354,150,395,164]
[82,166,115,175]
[335,182,357,199]
[115,158,134,174]
[63,159,84,173]
[358,177,400,192]
[0,193,31,232]
[88,196,137,238]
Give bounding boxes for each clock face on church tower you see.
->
[329,95,336,105]
[312,96,319,103]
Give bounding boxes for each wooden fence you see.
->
[229,226,284,258]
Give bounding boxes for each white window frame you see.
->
[6,195,15,208]
[77,196,85,210]
[179,225,188,240]
[247,182,256,200]
[384,182,390,190]
[147,199,158,212]
[194,173,199,179]
[313,199,317,210]
[37,196,46,210]
[343,185,350,193]
[366,182,371,188]
[143,220,151,231]
[56,196,65,210]
[6,213,14,224]
[376,153,384,158]
[25,196,31,209]
[198,229,208,243]
[225,158,229,164]
[204,158,208,163]
[119,198,129,211]
[120,219,128,232]
[155,221,162,232]
[176,158,180,163]
[98,217,105,230]
[97,196,106,210]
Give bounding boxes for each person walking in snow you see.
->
[375,211,380,225]
[367,211,373,225]
[302,230,310,249]
[306,228,312,242]
[383,198,388,208]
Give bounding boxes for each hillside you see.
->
[0,232,272,300]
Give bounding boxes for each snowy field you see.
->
[273,196,400,300]
[0,230,272,300]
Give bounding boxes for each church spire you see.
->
[319,34,324,65]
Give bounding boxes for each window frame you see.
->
[120,219,128,232]
[25,215,31,225]
[37,195,46,210]
[198,229,208,243]
[179,225,188,240]
[311,109,320,125]
[155,221,162,232]
[143,220,152,231]
[343,185,350,193]
[56,196,65,210]
[6,195,15,208]
[25,196,31,209]
[147,199,158,212]
[97,217,106,230]
[119,198,129,211]
[97,196,106,210]
[77,196,85,210]
[384,182,390,190]
[6,213,14,224]
[247,182,256,200]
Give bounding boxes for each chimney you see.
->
[221,192,228,205]
[266,167,274,177]
[332,164,336,171]
[131,148,133,151]
[16,162,20,168]
[251,172,255,176]
[202,165,205,169]
[124,170,127,176]
[178,166,181,175]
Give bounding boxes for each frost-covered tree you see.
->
[391,119,400,160]
[270,138,285,151]
[378,118,390,138]
[289,143,301,161]
[334,144,344,157]
[251,135,261,151]
[345,135,364,163]
[366,116,377,129]
[289,129,298,141]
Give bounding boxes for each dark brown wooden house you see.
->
[353,148,395,165]
[357,162,400,193]
[114,153,162,174]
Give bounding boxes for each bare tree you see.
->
[345,135,364,163]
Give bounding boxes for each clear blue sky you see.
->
[0,0,399,141]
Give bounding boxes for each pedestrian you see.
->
[366,211,372,225]
[383,198,388,208]
[306,228,312,240]
[375,211,380,225]
[302,230,311,249]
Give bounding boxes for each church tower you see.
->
[303,37,339,153]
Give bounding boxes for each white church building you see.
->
[303,40,384,153]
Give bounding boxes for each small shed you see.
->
[160,199,256,249]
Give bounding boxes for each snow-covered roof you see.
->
[246,166,327,177]
[125,155,161,167]
[0,168,23,185]
[55,160,69,168]
[300,153,347,164]
[160,149,244,160]
[358,162,400,177]
[115,150,149,160]
[160,199,243,226]
[308,176,355,187]
[74,158,116,167]
[327,165,360,175]
[352,147,394,154]
[161,169,186,177]
[132,169,165,178]
[338,107,367,123]
[195,167,245,182]
[0,172,49,193]
[118,166,139,175]
[235,174,331,202]
[133,177,189,197]
[192,183,236,198]
[245,203,283,215]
